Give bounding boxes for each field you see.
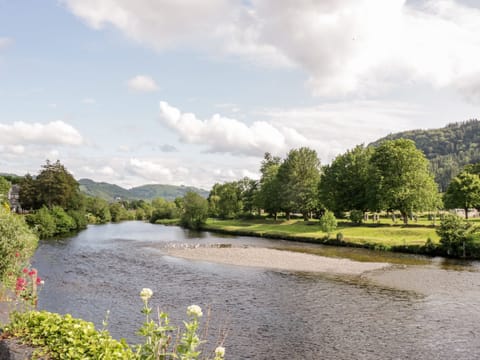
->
[203,217,440,249]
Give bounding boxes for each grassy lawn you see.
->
[204,218,440,248]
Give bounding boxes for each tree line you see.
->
[206,139,441,225]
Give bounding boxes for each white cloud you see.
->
[127,158,173,180]
[258,100,425,163]
[127,75,159,92]
[0,121,84,146]
[66,0,480,100]
[158,101,308,156]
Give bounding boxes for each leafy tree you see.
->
[36,160,82,209]
[319,145,372,215]
[0,176,11,204]
[277,147,321,220]
[319,210,337,237]
[85,196,111,223]
[443,171,480,219]
[369,139,440,224]
[19,174,39,210]
[181,191,209,229]
[50,206,76,234]
[256,153,282,219]
[109,202,129,222]
[236,177,258,215]
[19,160,82,210]
[25,207,56,239]
[150,198,179,222]
[437,214,478,258]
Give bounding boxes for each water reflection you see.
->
[32,222,480,359]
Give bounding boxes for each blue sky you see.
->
[1,0,480,189]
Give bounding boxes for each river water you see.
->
[32,221,480,359]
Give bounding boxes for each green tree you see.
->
[35,160,82,209]
[25,207,56,239]
[256,153,282,219]
[85,196,111,223]
[0,176,11,205]
[19,174,39,210]
[319,210,337,237]
[181,191,209,229]
[150,198,179,222]
[319,145,372,215]
[437,214,478,258]
[443,171,480,219]
[370,139,440,224]
[109,202,129,222]
[277,147,321,220]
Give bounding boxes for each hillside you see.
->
[371,119,480,191]
[78,178,208,202]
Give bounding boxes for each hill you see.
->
[371,119,480,191]
[78,178,209,202]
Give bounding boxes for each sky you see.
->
[2,0,480,190]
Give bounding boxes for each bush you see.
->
[4,289,226,360]
[349,210,364,224]
[50,206,77,234]
[437,214,478,258]
[0,208,38,287]
[5,311,133,359]
[26,207,56,239]
[319,210,337,237]
[67,210,88,231]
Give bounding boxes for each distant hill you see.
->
[78,178,209,202]
[371,119,480,191]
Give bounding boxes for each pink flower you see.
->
[15,252,20,258]
[22,268,28,274]
[28,269,37,277]
[36,277,42,285]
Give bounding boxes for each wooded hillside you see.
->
[371,120,480,191]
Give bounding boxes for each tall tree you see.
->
[256,153,282,219]
[181,191,209,229]
[370,139,440,224]
[443,171,480,219]
[319,145,372,215]
[277,147,321,220]
[35,160,81,209]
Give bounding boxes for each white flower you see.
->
[187,304,203,317]
[40,280,45,285]
[140,288,153,301]
[215,346,225,357]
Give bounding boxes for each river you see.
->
[32,221,480,359]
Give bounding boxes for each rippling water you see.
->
[33,222,480,359]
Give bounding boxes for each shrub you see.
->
[5,311,133,359]
[50,206,77,234]
[0,208,38,288]
[26,207,56,239]
[319,210,337,237]
[437,214,478,258]
[349,210,364,224]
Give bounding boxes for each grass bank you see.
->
[201,218,440,254]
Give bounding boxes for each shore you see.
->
[166,247,390,275]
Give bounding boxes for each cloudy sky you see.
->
[2,0,480,189]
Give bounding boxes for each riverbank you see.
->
[166,247,390,275]
[196,218,441,255]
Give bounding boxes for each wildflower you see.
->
[36,276,43,285]
[15,252,20,257]
[187,304,203,318]
[215,346,225,357]
[22,268,28,274]
[28,269,37,277]
[140,288,153,301]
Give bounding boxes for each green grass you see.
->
[204,218,439,248]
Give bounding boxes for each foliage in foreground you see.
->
[0,207,38,288]
[4,288,226,360]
